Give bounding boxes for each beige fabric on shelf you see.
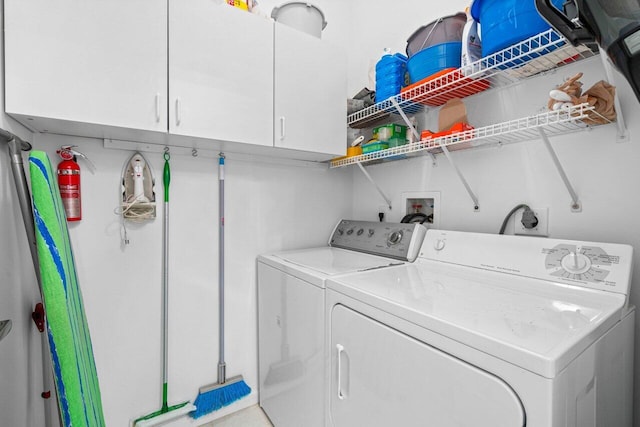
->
[577,80,617,125]
[547,72,616,125]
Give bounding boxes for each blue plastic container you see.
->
[375,53,407,102]
[471,0,564,57]
[406,41,461,83]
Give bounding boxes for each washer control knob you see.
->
[337,229,344,236]
[357,228,364,236]
[388,230,403,245]
[561,252,591,274]
[368,229,375,237]
[346,228,354,235]
[434,239,445,251]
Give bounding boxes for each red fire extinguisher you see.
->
[56,146,93,222]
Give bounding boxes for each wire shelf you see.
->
[348,29,596,127]
[331,104,609,168]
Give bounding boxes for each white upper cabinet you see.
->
[4,1,347,158]
[4,0,168,134]
[274,23,346,157]
[168,1,273,147]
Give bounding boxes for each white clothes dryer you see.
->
[257,220,427,427]
[326,229,635,427]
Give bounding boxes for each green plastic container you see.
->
[373,124,407,142]
[362,141,389,153]
[388,138,407,148]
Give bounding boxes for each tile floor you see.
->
[200,404,273,427]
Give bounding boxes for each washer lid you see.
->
[326,259,627,378]
[259,247,404,287]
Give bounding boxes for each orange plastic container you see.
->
[421,122,475,151]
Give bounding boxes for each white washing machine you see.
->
[257,220,427,427]
[326,229,635,427]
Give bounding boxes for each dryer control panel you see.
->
[330,220,427,262]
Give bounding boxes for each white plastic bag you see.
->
[461,7,482,75]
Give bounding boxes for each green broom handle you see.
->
[162,150,171,408]
[218,153,226,384]
[164,151,171,203]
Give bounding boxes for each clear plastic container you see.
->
[406,13,466,57]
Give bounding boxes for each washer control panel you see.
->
[330,220,427,262]
[422,229,633,296]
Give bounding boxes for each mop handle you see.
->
[6,136,42,289]
[218,153,226,384]
[162,150,171,392]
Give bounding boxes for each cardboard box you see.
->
[438,98,468,132]
[418,97,474,152]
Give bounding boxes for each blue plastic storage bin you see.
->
[375,53,407,102]
[406,41,461,83]
[471,0,564,57]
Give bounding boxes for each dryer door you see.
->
[330,304,525,427]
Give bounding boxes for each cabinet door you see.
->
[4,0,168,133]
[169,1,273,146]
[274,24,346,157]
[330,305,525,427]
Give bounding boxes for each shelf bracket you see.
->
[538,128,581,212]
[356,162,392,210]
[439,143,480,212]
[599,48,629,143]
[390,98,436,165]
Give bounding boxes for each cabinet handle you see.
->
[336,344,347,400]
[175,98,181,126]
[155,93,161,123]
[279,116,286,141]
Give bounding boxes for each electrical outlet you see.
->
[377,205,390,222]
[514,207,548,237]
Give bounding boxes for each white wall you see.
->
[24,134,352,427]
[347,1,640,425]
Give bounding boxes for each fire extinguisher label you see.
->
[58,169,80,175]
[59,184,81,219]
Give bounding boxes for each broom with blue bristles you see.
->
[192,153,250,419]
